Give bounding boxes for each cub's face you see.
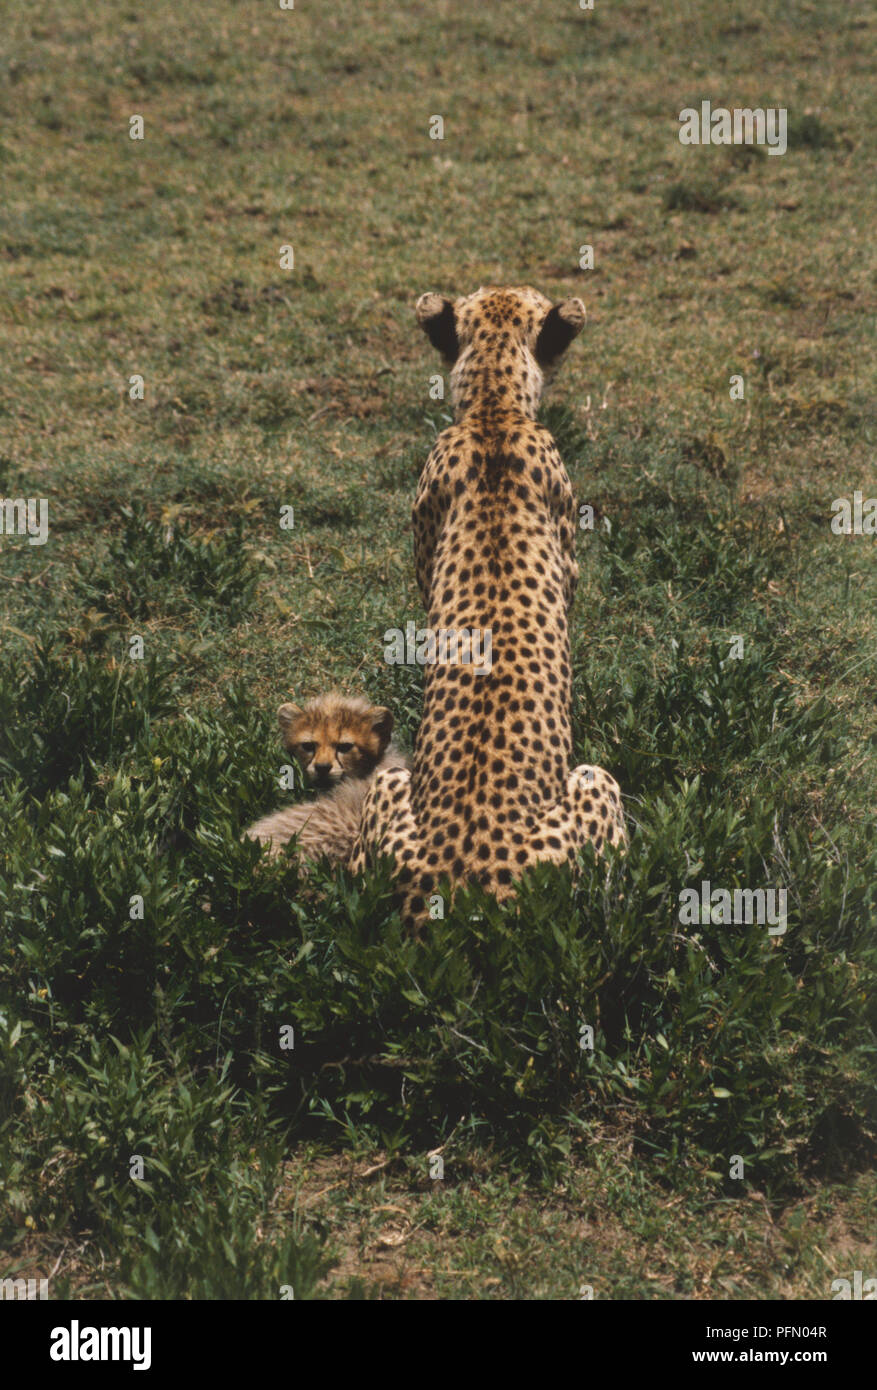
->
[278,699,393,788]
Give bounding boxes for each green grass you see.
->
[1,0,875,1299]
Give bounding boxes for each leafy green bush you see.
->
[74,505,259,626]
[0,645,178,797]
[1,495,874,1294]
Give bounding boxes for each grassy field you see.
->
[1,0,875,1300]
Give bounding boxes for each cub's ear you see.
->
[416,292,459,362]
[534,298,586,368]
[277,703,303,734]
[370,706,394,745]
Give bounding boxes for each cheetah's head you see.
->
[415,285,586,417]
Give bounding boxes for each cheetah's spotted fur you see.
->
[349,286,625,926]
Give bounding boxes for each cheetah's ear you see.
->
[534,298,586,368]
[370,706,394,745]
[278,703,303,734]
[416,293,459,362]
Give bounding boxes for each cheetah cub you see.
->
[244,693,408,864]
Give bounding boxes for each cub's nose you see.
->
[313,762,333,780]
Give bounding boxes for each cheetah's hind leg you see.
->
[347,766,432,922]
[522,764,627,867]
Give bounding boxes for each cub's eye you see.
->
[298,741,316,754]
[336,742,354,754]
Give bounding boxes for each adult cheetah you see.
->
[349,286,625,926]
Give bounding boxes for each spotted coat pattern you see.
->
[349,286,625,926]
